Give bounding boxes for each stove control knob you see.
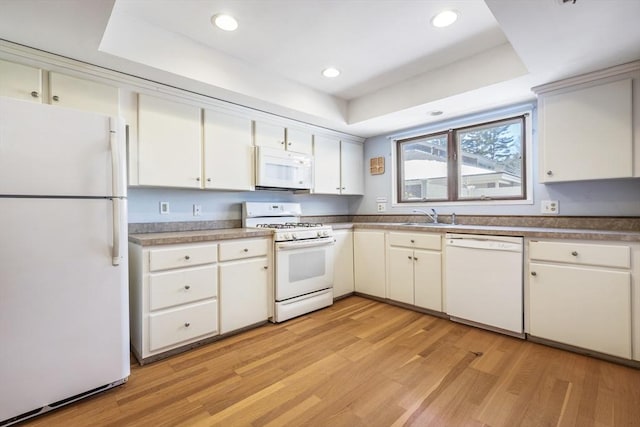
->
[323,231,329,237]
[317,231,323,237]
[282,233,290,240]
[292,233,298,240]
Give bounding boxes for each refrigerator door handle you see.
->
[109,118,121,198]
[112,198,121,266]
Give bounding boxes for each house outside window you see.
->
[396,115,527,203]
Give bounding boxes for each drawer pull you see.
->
[408,255,412,260]
[31,91,40,98]
[184,285,191,290]
[243,248,249,252]
[546,170,553,176]
[184,322,190,327]
[184,255,190,260]
[410,239,415,243]
[571,251,578,256]
[413,257,418,261]
[263,266,268,270]
[531,271,537,276]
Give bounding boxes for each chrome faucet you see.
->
[413,209,438,224]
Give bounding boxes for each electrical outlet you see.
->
[159,201,170,215]
[541,200,559,214]
[193,204,202,216]
[377,203,386,212]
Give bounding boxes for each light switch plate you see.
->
[541,200,559,214]
[159,201,170,215]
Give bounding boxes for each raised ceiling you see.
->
[0,0,639,137]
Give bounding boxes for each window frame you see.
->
[393,111,532,206]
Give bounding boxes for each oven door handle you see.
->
[276,239,335,251]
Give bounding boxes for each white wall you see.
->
[128,188,352,223]
[352,106,640,217]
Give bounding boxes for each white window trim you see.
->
[390,105,534,207]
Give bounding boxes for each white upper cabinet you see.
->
[341,140,364,195]
[49,72,119,116]
[313,135,342,194]
[137,94,202,188]
[534,62,640,183]
[203,109,254,191]
[314,135,364,195]
[0,59,42,102]
[254,120,313,154]
[285,126,313,154]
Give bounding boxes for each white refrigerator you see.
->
[0,97,129,425]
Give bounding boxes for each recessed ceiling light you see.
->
[322,67,341,78]
[211,14,238,31]
[431,10,458,28]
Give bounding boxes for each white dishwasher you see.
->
[445,233,524,337]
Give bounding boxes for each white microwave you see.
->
[255,146,313,190]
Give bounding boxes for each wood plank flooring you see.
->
[21,296,640,426]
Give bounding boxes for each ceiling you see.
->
[0,0,639,138]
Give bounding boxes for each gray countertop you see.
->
[334,222,640,242]
[128,222,640,246]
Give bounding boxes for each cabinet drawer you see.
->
[219,238,269,261]
[149,244,218,271]
[529,241,630,268]
[149,300,218,351]
[149,265,218,311]
[388,232,441,250]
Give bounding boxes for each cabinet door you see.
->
[387,247,414,305]
[341,140,364,195]
[219,257,269,334]
[333,230,354,298]
[49,72,119,116]
[0,59,42,102]
[313,135,341,194]
[354,231,385,298]
[529,262,631,358]
[203,109,253,190]
[414,250,442,311]
[254,120,286,150]
[286,126,313,154]
[539,79,633,182]
[137,94,202,188]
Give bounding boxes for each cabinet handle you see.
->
[288,142,292,146]
[413,257,418,261]
[184,322,190,327]
[196,177,201,181]
[243,248,249,252]
[407,255,412,260]
[410,239,415,243]
[30,91,40,98]
[52,95,60,102]
[336,187,341,190]
[546,170,553,176]
[531,271,537,276]
[207,178,212,182]
[341,187,346,190]
[184,285,191,290]
[263,266,268,270]
[571,251,578,256]
[280,140,285,145]
[184,255,190,260]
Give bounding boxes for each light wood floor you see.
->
[22,296,640,426]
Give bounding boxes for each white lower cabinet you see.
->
[332,230,354,298]
[387,232,442,311]
[129,236,272,363]
[219,251,270,334]
[354,230,386,298]
[527,239,636,360]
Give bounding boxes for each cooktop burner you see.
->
[257,222,324,229]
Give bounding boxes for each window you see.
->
[397,115,526,203]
